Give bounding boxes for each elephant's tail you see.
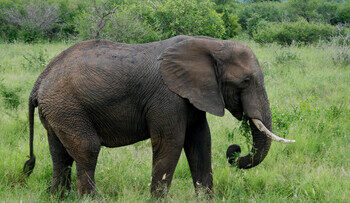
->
[23,97,37,176]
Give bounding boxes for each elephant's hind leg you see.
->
[46,107,101,196]
[47,127,74,197]
[54,126,101,196]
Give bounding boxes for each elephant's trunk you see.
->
[229,116,273,169]
[226,110,295,169]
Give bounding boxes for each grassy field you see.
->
[0,39,349,202]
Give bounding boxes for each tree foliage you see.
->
[0,0,349,44]
[74,0,239,43]
[252,19,347,45]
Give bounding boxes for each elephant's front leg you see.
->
[148,114,186,198]
[184,112,213,197]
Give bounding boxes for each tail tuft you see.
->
[23,156,36,176]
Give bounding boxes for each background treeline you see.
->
[0,0,349,44]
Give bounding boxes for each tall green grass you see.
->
[0,40,349,202]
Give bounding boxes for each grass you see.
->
[0,39,349,202]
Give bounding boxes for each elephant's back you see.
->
[37,40,159,98]
[36,39,167,120]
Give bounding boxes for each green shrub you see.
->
[221,9,241,39]
[49,0,85,40]
[253,19,337,45]
[75,0,227,42]
[331,2,350,24]
[316,1,339,24]
[324,34,350,66]
[112,10,161,43]
[0,0,85,42]
[237,1,283,32]
[74,1,160,43]
[1,0,350,43]
[0,25,18,42]
[1,1,60,42]
[284,0,321,22]
[0,79,21,110]
[270,95,316,138]
[331,45,350,66]
[213,0,242,14]
[151,0,226,39]
[274,49,300,64]
[21,49,49,71]
[245,13,265,36]
[20,30,42,43]
[0,1,19,42]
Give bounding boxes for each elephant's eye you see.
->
[242,77,250,85]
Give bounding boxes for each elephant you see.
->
[22,35,295,198]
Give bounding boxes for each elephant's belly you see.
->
[90,107,150,148]
[98,127,150,148]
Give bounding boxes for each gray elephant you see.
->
[23,35,294,198]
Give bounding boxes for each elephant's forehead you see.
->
[223,63,255,80]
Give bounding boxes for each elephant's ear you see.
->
[160,38,225,117]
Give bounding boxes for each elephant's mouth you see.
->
[226,101,244,121]
[230,108,243,121]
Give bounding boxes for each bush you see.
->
[1,0,349,44]
[51,0,85,40]
[330,45,350,66]
[0,79,21,110]
[284,0,321,22]
[316,1,339,24]
[0,0,84,42]
[331,2,350,24]
[237,1,283,33]
[213,0,242,14]
[21,49,49,71]
[112,10,161,43]
[75,0,227,42]
[253,19,337,45]
[73,0,114,41]
[74,1,160,43]
[1,1,60,42]
[323,32,350,66]
[151,0,226,39]
[274,49,300,64]
[221,9,241,39]
[0,25,18,42]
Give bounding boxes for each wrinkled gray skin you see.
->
[23,35,273,198]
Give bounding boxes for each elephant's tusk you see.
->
[251,119,296,143]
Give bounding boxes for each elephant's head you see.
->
[160,37,295,169]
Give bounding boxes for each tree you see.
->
[285,0,321,22]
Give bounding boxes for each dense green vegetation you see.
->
[0,36,349,201]
[0,0,349,201]
[0,0,349,44]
